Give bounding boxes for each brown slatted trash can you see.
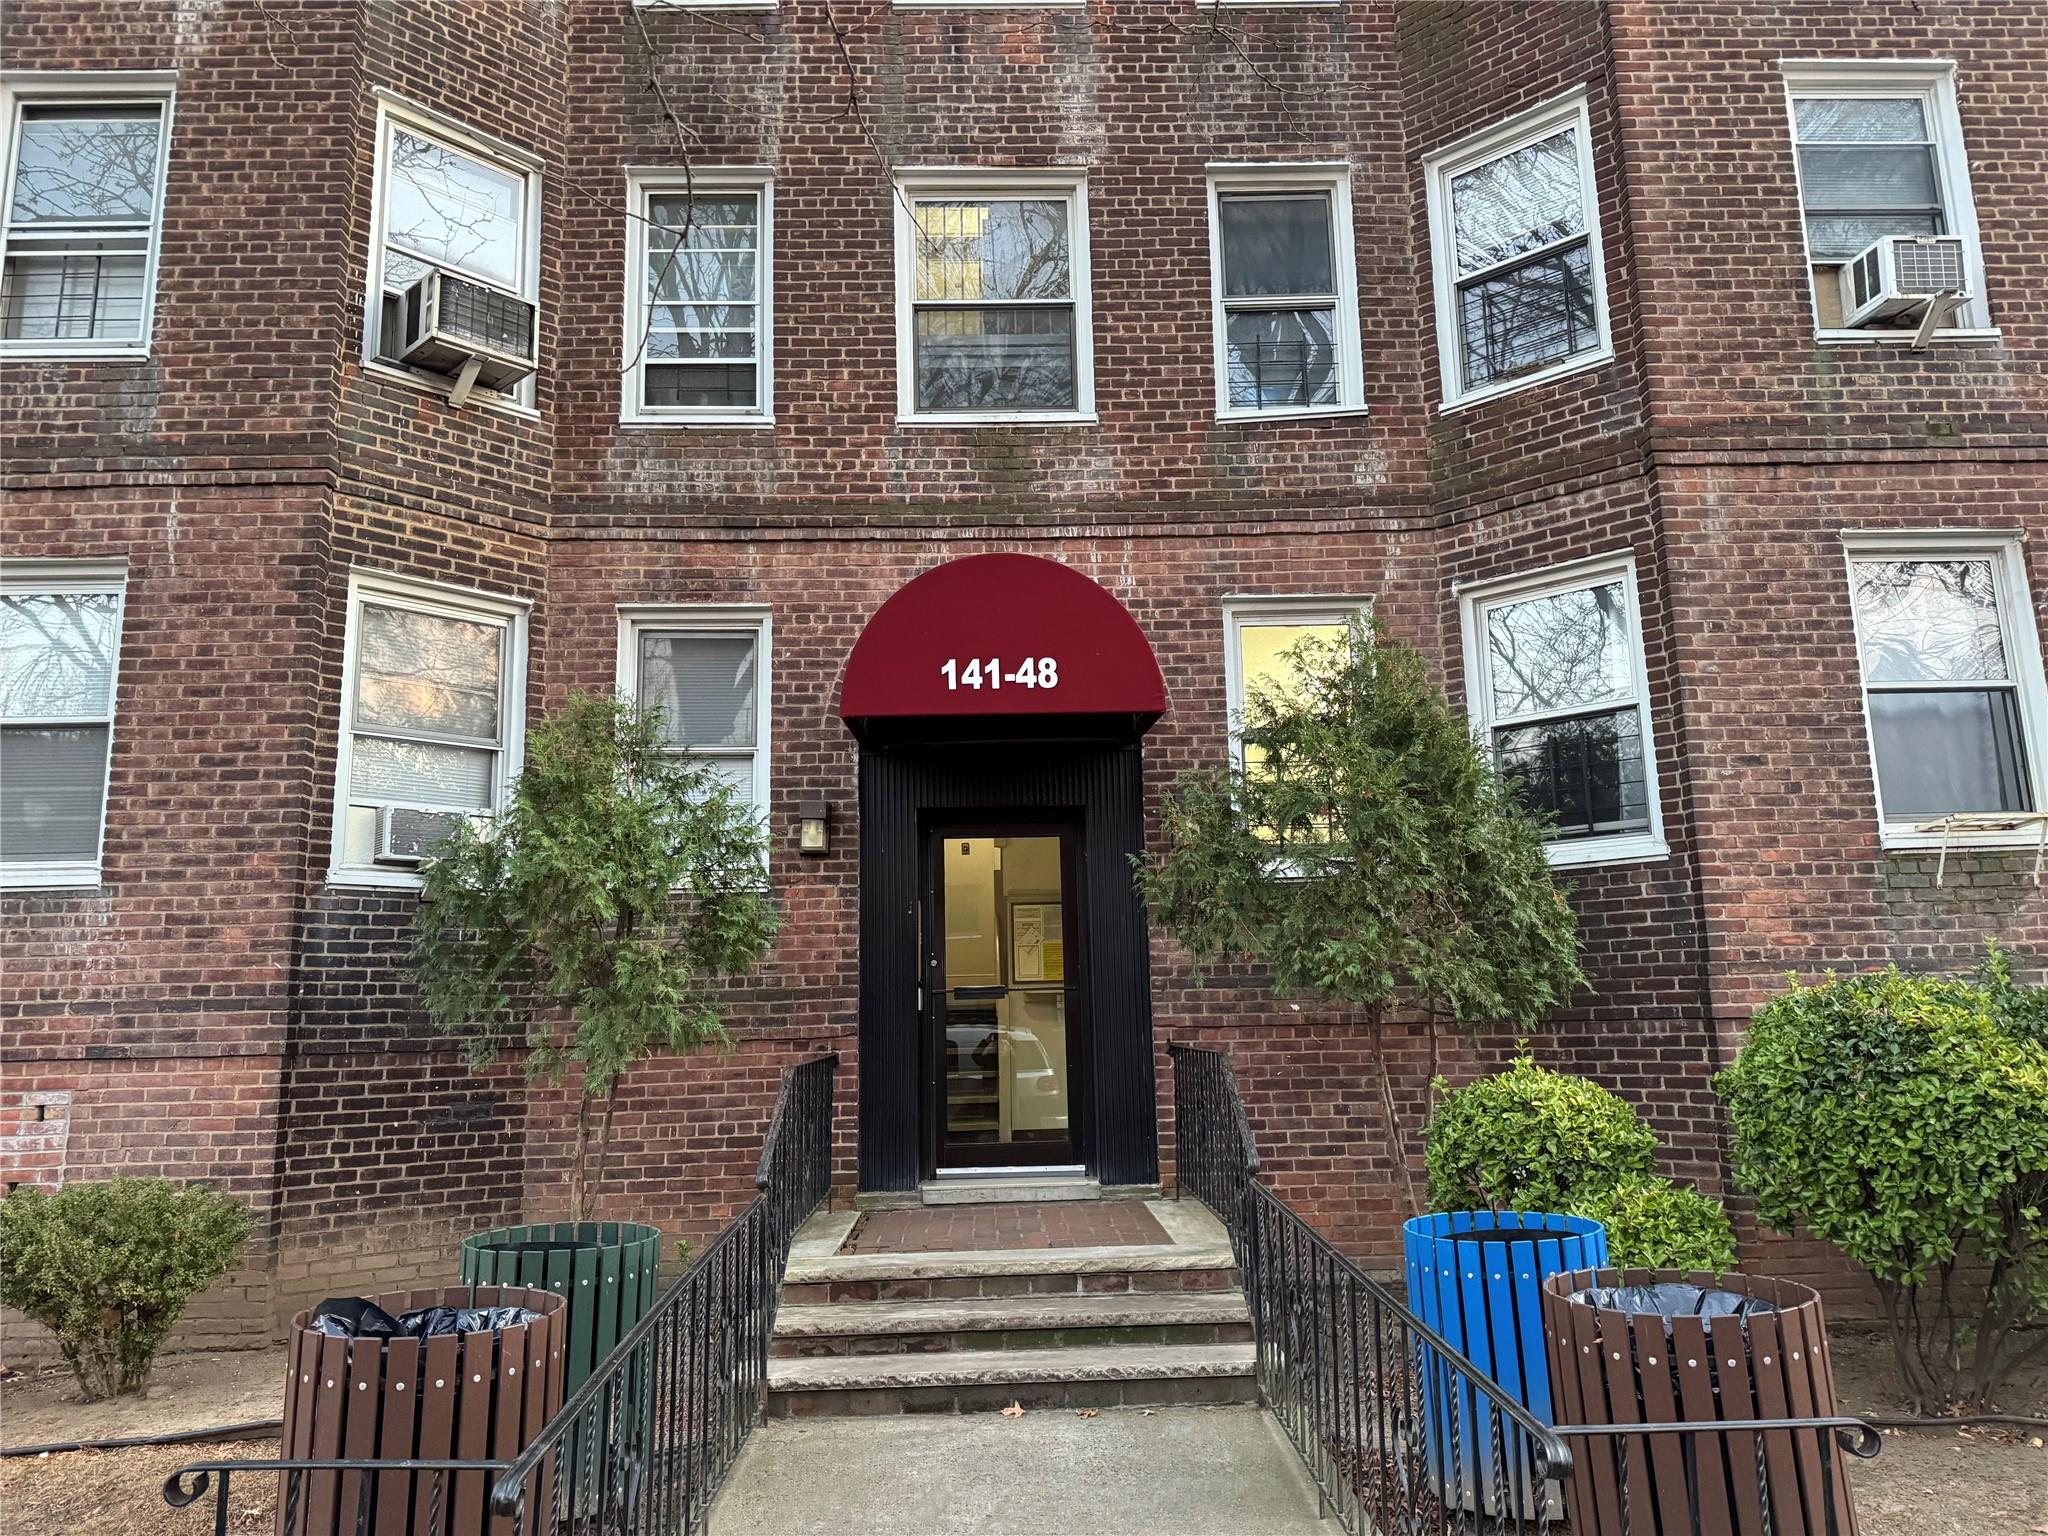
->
[278,1285,566,1536]
[1541,1267,1858,1536]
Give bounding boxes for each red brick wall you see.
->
[5,0,2044,1367]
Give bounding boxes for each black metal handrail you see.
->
[1169,1041,1877,1535]
[164,1050,838,1536]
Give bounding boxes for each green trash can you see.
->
[459,1221,661,1394]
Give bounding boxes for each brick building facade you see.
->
[3,0,2044,1360]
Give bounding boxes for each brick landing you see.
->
[844,1200,1170,1254]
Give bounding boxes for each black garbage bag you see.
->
[308,1297,404,1338]
[308,1297,540,1339]
[1575,1283,1779,1320]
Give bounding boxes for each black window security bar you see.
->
[1167,1042,1880,1535]
[165,1051,838,1536]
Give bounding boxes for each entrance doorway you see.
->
[926,824,1083,1171]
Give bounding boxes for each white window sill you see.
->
[636,1,776,9]
[1217,403,1371,425]
[1542,834,1670,870]
[896,411,1099,428]
[1878,827,2046,854]
[1,344,151,362]
[327,867,427,892]
[361,358,542,422]
[1812,328,2002,347]
[0,864,103,890]
[620,414,777,430]
[1439,347,1613,415]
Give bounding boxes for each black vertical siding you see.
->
[857,743,1158,1191]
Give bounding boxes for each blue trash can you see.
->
[1403,1210,1608,1512]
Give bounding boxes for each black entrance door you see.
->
[923,820,1086,1172]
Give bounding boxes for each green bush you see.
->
[1580,1177,1737,1273]
[0,1178,252,1401]
[1717,960,2048,1413]
[1424,1054,1732,1270]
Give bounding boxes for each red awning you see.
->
[839,554,1167,741]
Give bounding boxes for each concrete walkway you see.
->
[709,1404,1326,1536]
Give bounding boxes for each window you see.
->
[1782,62,1991,337]
[1842,533,2046,844]
[894,171,1093,424]
[624,171,772,425]
[331,571,527,886]
[0,75,174,355]
[365,94,540,403]
[1460,556,1667,866]
[618,608,771,824]
[1224,599,1369,777]
[1425,89,1611,408]
[1206,165,1364,419]
[0,562,125,887]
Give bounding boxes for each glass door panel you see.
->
[938,832,1073,1165]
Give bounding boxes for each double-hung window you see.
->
[624,170,772,424]
[1842,533,2046,843]
[1460,555,1666,866]
[366,95,540,404]
[895,171,1094,424]
[1224,599,1369,778]
[0,75,174,355]
[1782,62,1990,337]
[1425,89,1611,408]
[619,608,771,825]
[1206,165,1363,419]
[0,561,126,888]
[332,571,527,885]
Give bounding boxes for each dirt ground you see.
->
[2,1347,283,1450]
[0,1329,2041,1534]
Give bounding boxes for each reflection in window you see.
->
[1447,125,1599,390]
[907,194,1080,414]
[1,102,168,344]
[372,119,532,367]
[1217,193,1340,410]
[0,584,123,874]
[1849,557,2032,817]
[640,188,765,415]
[338,584,518,874]
[1468,570,1655,850]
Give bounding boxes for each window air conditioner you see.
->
[1838,235,1969,328]
[373,805,473,865]
[397,268,538,399]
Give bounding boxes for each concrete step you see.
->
[771,1290,1252,1357]
[766,1341,1259,1417]
[919,1176,1100,1206]
[780,1257,1236,1306]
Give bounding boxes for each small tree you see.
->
[412,691,778,1222]
[1137,619,1584,1213]
[0,1178,252,1401]
[1717,958,2048,1412]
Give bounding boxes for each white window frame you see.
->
[635,1,775,11]
[362,90,543,414]
[329,568,529,890]
[1205,163,1366,422]
[893,167,1096,427]
[621,167,774,428]
[1781,60,1995,345]
[0,71,176,361]
[1840,529,2047,850]
[1458,552,1668,869]
[1423,87,1613,412]
[615,605,773,831]
[1222,596,1373,775]
[0,558,127,889]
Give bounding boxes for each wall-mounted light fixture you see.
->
[798,799,831,855]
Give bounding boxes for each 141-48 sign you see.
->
[940,657,1059,691]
